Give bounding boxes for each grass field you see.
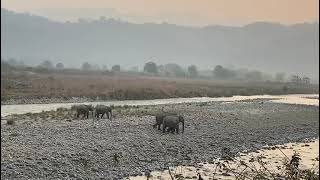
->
[1,70,319,102]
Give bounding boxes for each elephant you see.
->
[71,104,94,119]
[94,105,112,119]
[153,112,177,130]
[162,115,185,134]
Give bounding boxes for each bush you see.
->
[144,62,158,74]
[111,65,121,72]
[6,119,15,125]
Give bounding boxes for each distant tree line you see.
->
[290,75,310,84]
[1,58,313,84]
[143,61,197,78]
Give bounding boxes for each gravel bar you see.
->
[1,100,319,179]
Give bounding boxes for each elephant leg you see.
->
[107,112,110,119]
[101,113,104,119]
[158,124,161,130]
[172,128,176,134]
[162,125,166,133]
[153,123,157,129]
[176,126,179,134]
[169,128,174,133]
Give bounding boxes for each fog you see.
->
[1,8,319,82]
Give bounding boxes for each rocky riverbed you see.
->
[1,100,319,179]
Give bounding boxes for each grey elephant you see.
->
[162,115,185,133]
[153,112,177,130]
[95,105,112,119]
[71,104,94,119]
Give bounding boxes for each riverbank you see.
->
[128,138,319,179]
[1,99,319,179]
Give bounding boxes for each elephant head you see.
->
[85,104,94,117]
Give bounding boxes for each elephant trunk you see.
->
[182,120,185,133]
[179,116,185,133]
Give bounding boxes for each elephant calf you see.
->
[72,104,94,119]
[153,112,177,130]
[162,115,185,134]
[95,105,112,119]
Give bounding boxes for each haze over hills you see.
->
[1,8,319,80]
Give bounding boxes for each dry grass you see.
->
[1,71,319,102]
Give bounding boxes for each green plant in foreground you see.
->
[112,152,123,166]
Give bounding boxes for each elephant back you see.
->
[95,105,110,113]
[75,105,90,113]
[163,115,180,126]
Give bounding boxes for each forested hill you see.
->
[1,8,319,79]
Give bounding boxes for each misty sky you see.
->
[2,0,319,26]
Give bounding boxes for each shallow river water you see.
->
[1,94,318,117]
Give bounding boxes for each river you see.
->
[1,94,318,117]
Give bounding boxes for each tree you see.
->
[144,62,158,74]
[212,65,235,79]
[187,65,198,77]
[275,72,285,82]
[8,58,18,66]
[130,66,139,72]
[82,62,92,70]
[290,75,301,83]
[157,65,165,75]
[111,65,120,72]
[99,16,107,22]
[164,63,185,77]
[92,64,100,70]
[39,60,54,69]
[102,65,108,70]
[245,70,262,82]
[17,60,25,67]
[302,76,310,84]
[56,62,64,70]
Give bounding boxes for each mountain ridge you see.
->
[1,8,319,80]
